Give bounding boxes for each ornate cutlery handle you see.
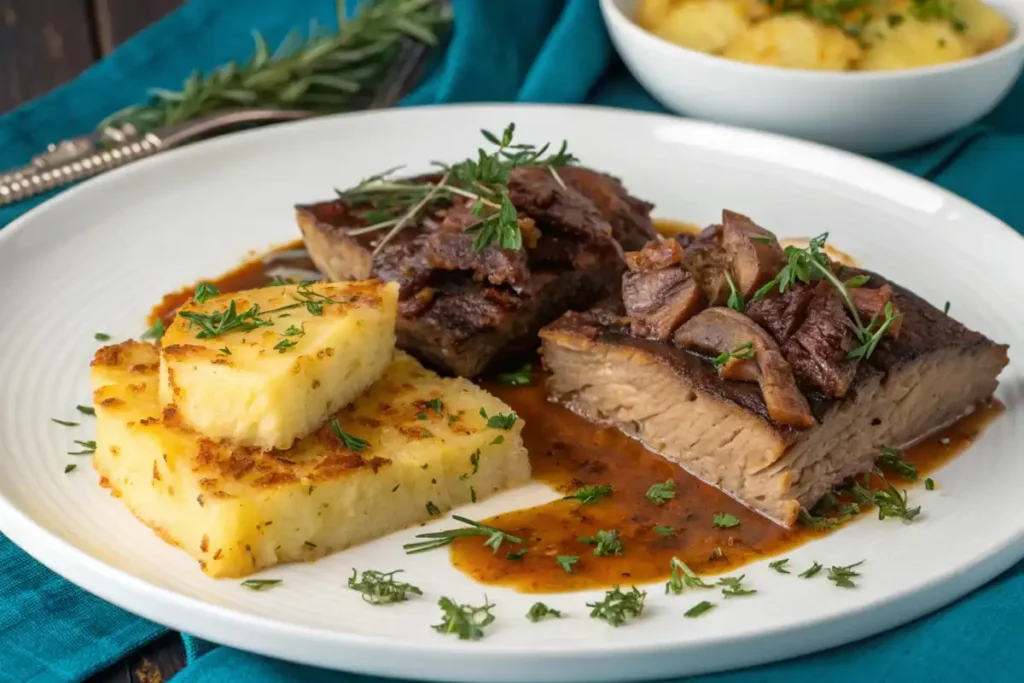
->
[0,133,164,206]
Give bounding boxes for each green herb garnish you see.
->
[713,341,754,369]
[685,600,716,618]
[64,464,77,474]
[426,501,441,516]
[193,282,220,304]
[564,484,613,505]
[645,479,675,505]
[717,574,756,598]
[141,319,165,340]
[556,555,578,573]
[769,558,791,574]
[925,478,935,491]
[587,585,646,627]
[497,363,532,387]
[52,418,79,427]
[348,569,422,604]
[725,272,745,312]
[653,525,676,537]
[94,333,111,341]
[578,529,623,556]
[330,418,369,451]
[241,579,282,591]
[526,602,563,622]
[713,513,740,529]
[827,561,864,588]
[67,440,96,455]
[76,405,96,416]
[433,596,495,640]
[800,562,823,579]
[877,447,918,480]
[665,557,713,595]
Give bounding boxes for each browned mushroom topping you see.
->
[675,307,815,429]
[625,239,682,272]
[720,210,785,299]
[850,283,902,338]
[623,267,705,340]
[682,224,731,306]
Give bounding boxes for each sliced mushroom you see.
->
[624,267,706,340]
[849,283,902,337]
[721,210,785,299]
[626,238,682,272]
[682,224,731,305]
[675,307,815,428]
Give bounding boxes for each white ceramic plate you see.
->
[0,105,1022,682]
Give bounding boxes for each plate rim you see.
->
[1,102,1022,681]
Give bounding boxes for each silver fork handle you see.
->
[0,134,164,206]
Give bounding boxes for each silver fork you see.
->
[0,34,434,208]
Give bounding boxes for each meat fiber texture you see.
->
[540,277,1008,526]
[296,167,656,377]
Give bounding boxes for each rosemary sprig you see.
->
[403,515,522,554]
[98,0,451,133]
[336,122,577,255]
[877,447,918,481]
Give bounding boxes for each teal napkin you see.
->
[1,1,1021,681]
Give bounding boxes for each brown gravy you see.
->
[151,241,1004,594]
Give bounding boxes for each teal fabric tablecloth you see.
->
[1,1,1021,681]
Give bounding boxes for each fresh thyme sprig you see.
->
[433,596,495,640]
[752,234,902,360]
[403,515,522,554]
[587,585,647,627]
[827,560,865,588]
[348,568,422,604]
[336,122,577,255]
[98,0,451,133]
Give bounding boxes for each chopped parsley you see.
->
[67,440,96,455]
[587,585,646,627]
[193,282,220,304]
[425,398,443,414]
[51,418,79,427]
[348,569,422,604]
[653,525,676,537]
[141,319,165,340]
[94,333,111,341]
[645,479,675,505]
[64,464,77,474]
[800,562,823,579]
[506,548,526,560]
[877,447,918,480]
[526,602,563,622]
[578,529,623,556]
[925,478,935,491]
[490,435,504,445]
[717,575,756,598]
[556,555,578,573]
[827,561,864,588]
[665,557,712,595]
[433,597,495,640]
[712,513,741,529]
[685,600,716,618]
[241,579,282,591]
[497,363,532,387]
[564,484,613,505]
[273,338,297,353]
[480,408,518,430]
[76,405,96,416]
[470,450,480,474]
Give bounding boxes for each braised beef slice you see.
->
[721,210,785,299]
[783,284,859,398]
[558,167,657,250]
[746,282,815,342]
[424,231,530,292]
[850,283,903,337]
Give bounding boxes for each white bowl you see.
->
[601,0,1024,154]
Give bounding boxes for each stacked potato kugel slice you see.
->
[90,280,530,577]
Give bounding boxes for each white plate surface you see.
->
[0,105,1022,682]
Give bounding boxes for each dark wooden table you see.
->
[0,0,183,114]
[3,2,194,675]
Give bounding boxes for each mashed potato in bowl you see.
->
[637,0,1013,71]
